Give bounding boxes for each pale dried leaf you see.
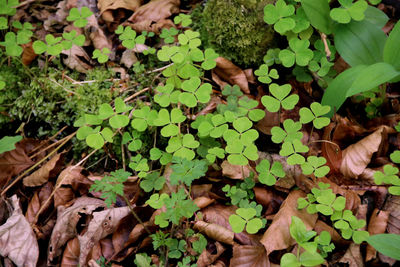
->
[23,153,63,187]
[62,45,93,73]
[61,237,80,267]
[366,209,390,261]
[127,19,175,34]
[314,220,346,245]
[197,241,225,267]
[260,190,318,254]
[48,197,106,263]
[0,195,39,267]
[230,245,270,267]
[98,0,142,17]
[54,187,75,208]
[86,16,113,58]
[221,160,255,180]
[339,243,364,267]
[212,57,250,94]
[193,221,234,245]
[127,0,179,24]
[120,49,138,68]
[78,207,130,266]
[194,196,215,209]
[340,127,384,178]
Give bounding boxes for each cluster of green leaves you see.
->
[280,216,334,267]
[373,164,400,195]
[298,183,369,243]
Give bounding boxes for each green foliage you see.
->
[0,0,18,16]
[67,7,93,28]
[262,83,299,112]
[62,30,85,50]
[12,21,33,45]
[93,48,111,63]
[33,34,63,56]
[254,64,279,84]
[367,234,400,261]
[160,27,179,44]
[0,135,22,153]
[229,207,263,234]
[299,102,331,129]
[279,38,314,67]
[271,119,302,144]
[90,169,131,207]
[134,253,157,267]
[174,13,192,27]
[263,0,295,34]
[373,165,400,195]
[256,159,285,186]
[116,25,145,49]
[330,0,368,24]
[140,172,165,192]
[169,157,208,186]
[0,32,23,56]
[301,156,330,178]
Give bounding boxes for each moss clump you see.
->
[193,0,275,67]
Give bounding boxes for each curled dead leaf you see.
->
[230,245,270,267]
[98,0,142,23]
[0,195,39,267]
[197,241,225,267]
[26,182,53,223]
[221,160,255,180]
[340,127,385,179]
[194,221,234,246]
[194,196,215,209]
[62,45,93,73]
[54,187,75,208]
[61,237,80,267]
[23,153,64,187]
[322,122,342,173]
[127,0,179,24]
[212,57,250,94]
[260,190,318,254]
[21,42,37,66]
[78,207,130,266]
[48,197,107,263]
[366,209,390,261]
[254,187,284,216]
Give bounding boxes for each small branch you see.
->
[145,63,174,74]
[121,195,152,235]
[123,87,149,103]
[320,33,332,61]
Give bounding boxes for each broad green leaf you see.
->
[0,136,22,153]
[109,114,129,128]
[229,214,246,233]
[334,20,387,66]
[384,20,400,71]
[86,133,104,149]
[364,6,389,28]
[281,253,301,267]
[301,0,333,34]
[299,250,325,266]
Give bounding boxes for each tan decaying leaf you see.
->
[21,42,37,66]
[48,197,107,263]
[98,0,143,20]
[314,220,346,245]
[379,196,400,265]
[0,195,39,267]
[212,57,250,94]
[322,122,343,173]
[127,0,179,24]
[194,221,234,245]
[78,207,130,266]
[197,241,225,267]
[256,110,279,135]
[260,190,318,254]
[62,45,93,73]
[339,243,364,267]
[254,187,284,216]
[26,182,53,223]
[54,187,75,208]
[0,140,34,188]
[366,209,390,261]
[127,18,175,34]
[56,166,86,186]
[23,153,64,187]
[221,160,255,180]
[340,127,384,179]
[230,245,270,267]
[332,115,367,145]
[61,237,80,267]
[88,238,114,264]
[86,16,113,58]
[194,196,215,209]
[120,49,138,68]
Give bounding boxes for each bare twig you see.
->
[123,87,150,103]
[320,33,332,60]
[145,63,174,74]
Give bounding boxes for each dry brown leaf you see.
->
[88,238,114,264]
[193,96,222,119]
[62,45,93,73]
[126,18,175,34]
[54,187,75,208]
[221,160,255,180]
[321,122,342,173]
[339,243,364,267]
[98,0,142,22]
[366,209,390,261]
[0,195,39,267]
[120,49,138,68]
[21,42,37,65]
[260,190,318,254]
[61,237,80,267]
[127,0,179,24]
[230,245,270,267]
[86,16,113,58]
[212,57,250,94]
[201,204,258,245]
[78,207,130,266]
[23,153,64,187]
[253,187,284,216]
[194,221,234,246]
[332,115,367,145]
[48,197,107,263]
[0,140,34,188]
[379,195,400,265]
[197,241,225,267]
[194,196,215,209]
[25,182,53,223]
[314,220,346,245]
[340,127,385,178]
[256,110,280,135]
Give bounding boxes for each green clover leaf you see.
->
[229,208,263,234]
[256,159,285,186]
[92,48,110,63]
[271,119,303,144]
[198,114,228,138]
[154,108,186,137]
[170,157,207,186]
[206,147,225,163]
[279,38,314,67]
[131,106,158,131]
[0,17,8,30]
[67,7,93,28]
[299,102,331,129]
[160,27,179,44]
[116,25,145,49]
[291,7,310,34]
[154,84,180,107]
[0,0,19,16]
[0,32,22,57]
[179,77,212,107]
[13,21,33,45]
[174,13,192,27]
[390,150,400,164]
[263,0,295,34]
[201,48,218,70]
[261,83,299,112]
[301,156,330,178]
[254,64,279,84]
[178,30,201,48]
[280,139,309,165]
[140,172,166,192]
[62,30,85,50]
[263,48,282,66]
[373,164,400,195]
[330,0,368,24]
[225,142,258,166]
[166,134,199,160]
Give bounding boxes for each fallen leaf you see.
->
[86,16,113,58]
[0,195,39,267]
[23,153,64,187]
[221,160,255,180]
[230,245,270,267]
[193,96,222,119]
[127,0,179,24]
[98,0,142,23]
[61,237,80,267]
[340,127,385,179]
[25,182,54,223]
[126,18,175,34]
[366,209,390,261]
[194,196,215,209]
[0,140,34,188]
[48,197,107,263]
[62,45,93,73]
[21,42,37,65]
[260,190,318,254]
[339,243,364,267]
[197,241,226,267]
[78,207,130,266]
[321,122,342,173]
[120,49,138,68]
[256,110,280,135]
[212,57,250,94]
[332,115,367,145]
[194,221,234,246]
[54,187,75,207]
[253,187,284,216]
[88,238,114,263]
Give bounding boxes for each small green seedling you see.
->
[166,134,199,160]
[299,102,331,129]
[12,21,33,45]
[390,150,400,164]
[67,7,93,28]
[33,34,63,56]
[179,77,212,107]
[154,108,186,137]
[256,159,285,186]
[62,30,85,50]
[279,38,314,67]
[254,64,279,84]
[263,0,295,34]
[0,0,19,16]
[169,157,208,186]
[0,17,8,29]
[115,25,145,49]
[280,139,309,165]
[373,164,400,195]
[261,83,299,112]
[330,0,368,24]
[229,207,263,234]
[160,27,179,44]
[271,119,303,144]
[92,48,111,63]
[174,13,192,27]
[0,32,23,56]
[301,156,330,178]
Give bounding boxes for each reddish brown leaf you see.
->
[321,122,342,173]
[253,187,284,216]
[194,196,215,209]
[366,209,390,261]
[194,221,234,246]
[21,42,37,65]
[221,160,255,180]
[25,182,53,223]
[256,110,280,135]
[98,0,142,23]
[260,190,318,254]
[61,237,80,267]
[197,241,226,267]
[230,245,270,267]
[54,187,75,208]
[212,57,250,94]
[127,0,179,24]
[23,153,64,187]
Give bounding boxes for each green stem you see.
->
[121,195,152,235]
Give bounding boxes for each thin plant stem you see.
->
[121,195,152,235]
